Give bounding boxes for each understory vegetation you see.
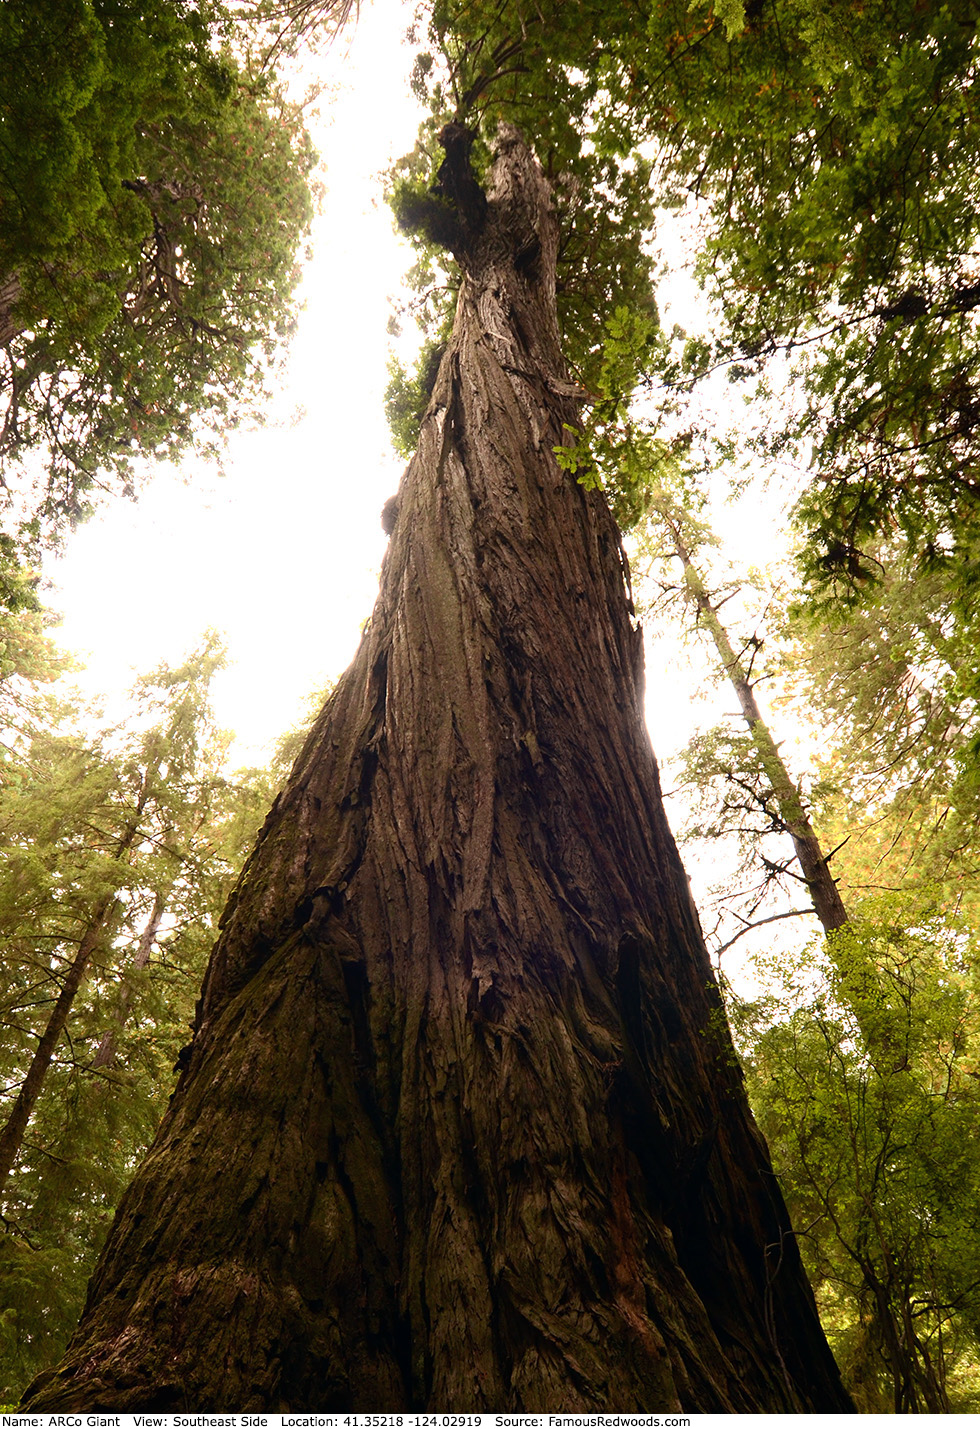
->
[0,610,288,1401]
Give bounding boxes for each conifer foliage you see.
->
[0,0,316,572]
[632,492,980,1409]
[0,625,267,1402]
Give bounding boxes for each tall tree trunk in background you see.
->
[0,781,150,1198]
[92,889,168,1070]
[0,893,122,1195]
[0,272,23,348]
[658,513,848,934]
[23,126,852,1413]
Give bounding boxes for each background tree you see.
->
[757,540,980,1410]
[0,628,271,1402]
[633,473,847,940]
[0,0,317,578]
[786,551,980,913]
[628,482,980,1410]
[735,915,980,1413]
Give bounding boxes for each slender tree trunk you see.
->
[92,889,168,1070]
[0,778,149,1197]
[0,894,121,1194]
[0,272,23,348]
[22,126,852,1414]
[659,520,961,1409]
[661,519,848,933]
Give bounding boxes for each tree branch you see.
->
[713,906,819,957]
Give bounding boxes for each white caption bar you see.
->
[0,1413,913,1429]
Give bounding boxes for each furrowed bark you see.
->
[23,126,852,1413]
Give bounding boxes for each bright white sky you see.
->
[49,0,426,762]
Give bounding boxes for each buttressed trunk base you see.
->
[23,126,851,1413]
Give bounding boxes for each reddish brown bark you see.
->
[23,126,851,1413]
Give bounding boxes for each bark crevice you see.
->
[23,124,851,1414]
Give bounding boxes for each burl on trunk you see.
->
[24,126,851,1413]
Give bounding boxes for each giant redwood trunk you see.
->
[23,126,851,1413]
